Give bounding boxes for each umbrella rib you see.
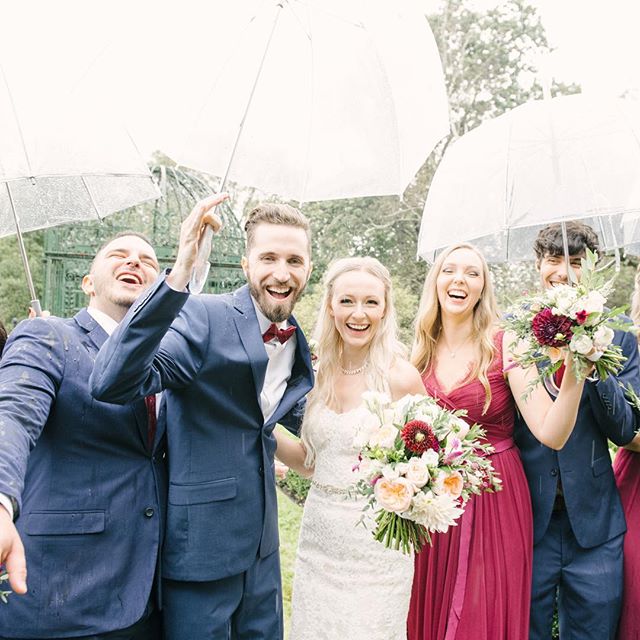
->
[1,64,34,177]
[81,176,103,222]
[218,1,284,193]
[5,182,39,303]
[288,0,314,203]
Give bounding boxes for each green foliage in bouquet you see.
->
[505,250,633,395]
[351,393,501,555]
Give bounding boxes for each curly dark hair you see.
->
[533,221,600,260]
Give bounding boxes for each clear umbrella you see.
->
[417,94,640,264]
[69,0,450,291]
[0,52,159,314]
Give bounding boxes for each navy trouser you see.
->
[0,604,160,640]
[530,508,624,640]
[162,550,282,640]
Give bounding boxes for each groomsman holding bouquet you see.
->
[513,221,640,640]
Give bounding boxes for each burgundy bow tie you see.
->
[262,323,296,344]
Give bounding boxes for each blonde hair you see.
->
[411,243,500,413]
[301,257,405,465]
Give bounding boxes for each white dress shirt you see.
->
[252,297,296,424]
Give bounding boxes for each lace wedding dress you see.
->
[289,404,414,639]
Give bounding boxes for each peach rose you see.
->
[434,470,464,499]
[374,477,414,513]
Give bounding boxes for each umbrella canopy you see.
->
[0,68,159,237]
[0,26,160,311]
[418,94,640,262]
[75,0,450,203]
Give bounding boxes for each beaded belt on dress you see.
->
[311,480,349,495]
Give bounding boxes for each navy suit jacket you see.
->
[0,310,166,638]
[90,279,314,582]
[514,328,640,548]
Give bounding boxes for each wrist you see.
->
[166,261,191,291]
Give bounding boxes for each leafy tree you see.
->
[0,231,44,328]
[301,0,579,303]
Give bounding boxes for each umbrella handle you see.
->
[30,299,43,318]
[189,225,214,294]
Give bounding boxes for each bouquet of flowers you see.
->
[0,567,10,604]
[350,391,501,554]
[504,250,631,389]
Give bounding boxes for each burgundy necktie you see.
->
[144,395,157,448]
[262,323,296,344]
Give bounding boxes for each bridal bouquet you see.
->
[0,567,10,604]
[505,250,630,389]
[351,392,501,554]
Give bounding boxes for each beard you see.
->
[248,279,305,323]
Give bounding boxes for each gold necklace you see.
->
[440,333,473,359]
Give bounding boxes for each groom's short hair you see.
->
[244,203,311,254]
[533,221,599,260]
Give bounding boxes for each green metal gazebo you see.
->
[42,165,246,317]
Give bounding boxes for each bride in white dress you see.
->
[275,257,425,640]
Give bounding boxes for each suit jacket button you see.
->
[259,466,264,476]
[550,468,558,477]
[144,507,155,518]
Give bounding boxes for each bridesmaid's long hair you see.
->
[301,257,405,467]
[411,243,499,414]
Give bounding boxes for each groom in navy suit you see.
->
[91,195,315,639]
[0,232,165,638]
[514,222,640,640]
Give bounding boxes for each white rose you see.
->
[405,457,431,488]
[382,464,400,481]
[368,424,398,449]
[581,291,606,316]
[569,334,593,356]
[422,449,440,468]
[395,462,409,476]
[593,325,615,351]
[451,417,470,438]
[550,286,579,316]
[413,406,440,423]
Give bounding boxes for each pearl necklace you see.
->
[340,361,369,376]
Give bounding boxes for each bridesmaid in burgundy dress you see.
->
[407,243,586,640]
[614,268,640,639]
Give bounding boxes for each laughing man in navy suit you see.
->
[514,222,640,640]
[91,195,315,640]
[0,232,165,639]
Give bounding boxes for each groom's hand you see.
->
[167,193,229,291]
[0,506,27,594]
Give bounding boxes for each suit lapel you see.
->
[232,286,269,406]
[74,308,150,450]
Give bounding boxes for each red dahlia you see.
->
[531,308,573,347]
[401,420,440,455]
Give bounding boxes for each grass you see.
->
[278,488,303,638]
